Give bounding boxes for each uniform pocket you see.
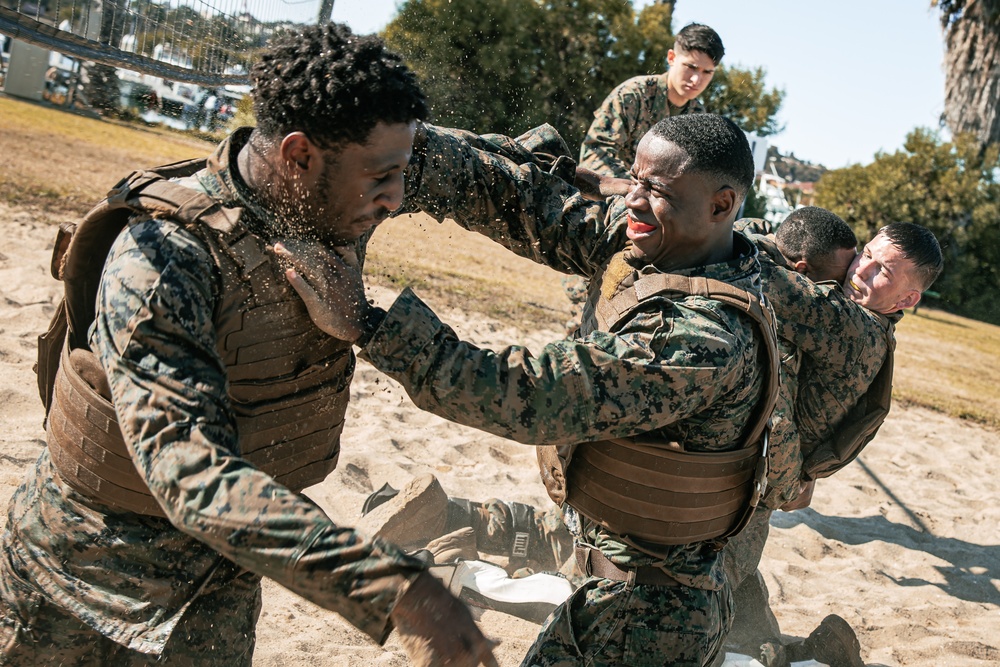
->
[622,624,710,667]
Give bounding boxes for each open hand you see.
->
[391,571,500,667]
[273,239,370,342]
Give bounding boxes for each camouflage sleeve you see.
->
[578,77,642,179]
[734,217,774,237]
[759,257,889,447]
[361,287,751,447]
[758,256,882,380]
[92,219,423,644]
[406,124,629,280]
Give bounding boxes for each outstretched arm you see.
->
[404,124,629,280]
[279,240,750,448]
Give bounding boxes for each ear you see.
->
[279,132,316,173]
[666,49,677,66]
[710,186,739,222]
[791,259,809,275]
[895,290,922,312]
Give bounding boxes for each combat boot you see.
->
[785,614,865,667]
[355,473,449,548]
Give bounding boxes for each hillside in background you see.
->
[766,145,828,183]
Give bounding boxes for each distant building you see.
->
[759,159,794,226]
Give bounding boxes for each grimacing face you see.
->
[842,233,922,313]
[307,121,416,246]
[666,47,716,106]
[623,134,723,267]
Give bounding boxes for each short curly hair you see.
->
[251,22,429,149]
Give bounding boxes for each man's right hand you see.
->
[390,570,499,667]
[574,167,631,201]
[779,479,816,512]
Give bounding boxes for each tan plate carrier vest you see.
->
[537,272,780,547]
[36,160,354,517]
[800,314,896,480]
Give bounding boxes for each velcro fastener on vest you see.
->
[236,386,350,455]
[274,457,341,493]
[571,483,744,544]
[47,353,166,516]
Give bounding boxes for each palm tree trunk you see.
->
[942,0,1000,149]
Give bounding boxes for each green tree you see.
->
[383,0,782,148]
[703,64,784,137]
[815,129,1000,323]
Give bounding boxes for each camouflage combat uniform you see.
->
[564,72,705,334]
[579,72,705,179]
[0,129,426,665]
[716,220,898,662]
[360,124,772,667]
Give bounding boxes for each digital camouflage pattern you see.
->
[718,220,897,660]
[579,73,705,179]
[521,576,732,667]
[364,124,769,664]
[736,222,900,461]
[0,130,425,662]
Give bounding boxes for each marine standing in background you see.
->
[578,22,724,178]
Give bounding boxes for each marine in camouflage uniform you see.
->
[383,214,883,664]
[578,22,723,180]
[0,128,426,666]
[719,219,903,666]
[284,115,770,667]
[0,24,495,667]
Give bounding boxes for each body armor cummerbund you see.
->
[562,438,761,545]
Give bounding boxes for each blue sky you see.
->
[323,0,948,169]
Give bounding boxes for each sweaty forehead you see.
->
[634,135,690,179]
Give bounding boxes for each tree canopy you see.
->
[815,129,1000,324]
[383,0,783,149]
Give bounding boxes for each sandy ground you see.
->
[1,206,998,666]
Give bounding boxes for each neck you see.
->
[667,87,690,108]
[637,233,737,273]
[238,132,286,209]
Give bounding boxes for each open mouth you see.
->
[627,215,657,235]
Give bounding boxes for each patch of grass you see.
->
[0,94,214,215]
[893,307,1000,430]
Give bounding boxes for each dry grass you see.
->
[3,94,998,430]
[893,306,1000,430]
[0,94,214,214]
